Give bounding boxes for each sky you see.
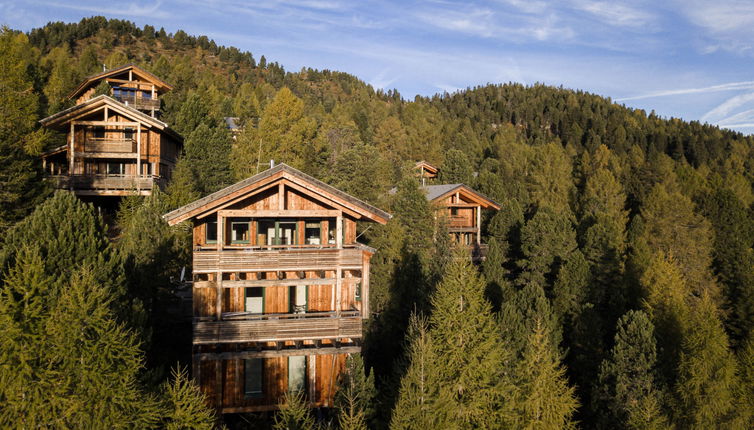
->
[4,1,754,134]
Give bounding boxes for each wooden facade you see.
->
[421,183,500,260]
[39,65,181,198]
[164,164,390,413]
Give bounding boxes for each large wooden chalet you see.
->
[163,163,390,413]
[39,65,181,198]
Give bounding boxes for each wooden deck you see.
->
[50,174,163,195]
[193,311,362,344]
[114,94,160,110]
[193,246,366,273]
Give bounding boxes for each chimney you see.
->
[102,64,107,72]
[270,159,275,168]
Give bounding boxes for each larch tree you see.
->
[439,148,474,185]
[335,354,375,430]
[273,390,316,430]
[158,366,217,430]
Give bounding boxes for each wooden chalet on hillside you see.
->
[422,183,500,259]
[163,164,390,413]
[414,160,438,186]
[39,65,182,198]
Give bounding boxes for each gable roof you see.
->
[414,160,439,175]
[421,184,500,209]
[68,64,173,100]
[39,95,182,142]
[163,164,392,226]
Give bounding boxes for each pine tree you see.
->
[593,310,668,430]
[517,205,578,289]
[439,148,473,185]
[273,390,316,430]
[159,365,217,430]
[182,122,232,194]
[335,354,375,430]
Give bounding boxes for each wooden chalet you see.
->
[39,65,182,198]
[163,163,390,413]
[414,160,438,186]
[68,64,172,117]
[421,183,500,259]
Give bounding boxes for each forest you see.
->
[1,16,754,429]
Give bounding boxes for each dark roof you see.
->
[163,163,392,224]
[39,95,183,142]
[68,64,173,100]
[421,184,501,209]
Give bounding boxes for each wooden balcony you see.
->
[193,246,366,274]
[50,174,164,195]
[113,94,160,110]
[449,215,472,228]
[193,311,362,344]
[84,138,135,155]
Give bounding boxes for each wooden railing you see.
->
[449,215,473,228]
[193,311,362,344]
[84,138,135,153]
[193,246,365,273]
[114,94,160,110]
[50,174,161,191]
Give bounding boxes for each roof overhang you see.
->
[39,95,183,143]
[425,184,501,210]
[68,64,173,101]
[414,160,438,175]
[163,164,392,226]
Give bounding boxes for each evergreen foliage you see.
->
[273,391,316,430]
[335,354,375,430]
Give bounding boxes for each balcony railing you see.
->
[84,138,135,154]
[449,215,473,228]
[50,174,162,191]
[193,311,362,344]
[192,246,366,273]
[113,94,161,110]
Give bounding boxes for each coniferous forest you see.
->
[2,17,754,429]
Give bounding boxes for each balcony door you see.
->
[289,285,307,314]
[288,356,307,393]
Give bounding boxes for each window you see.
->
[257,220,299,246]
[244,358,263,398]
[450,207,459,216]
[142,90,152,100]
[305,221,321,245]
[107,162,124,175]
[288,356,307,393]
[245,287,264,314]
[278,222,296,245]
[124,127,134,140]
[93,127,105,139]
[289,285,307,314]
[231,219,250,244]
[328,220,336,245]
[205,218,217,244]
[355,282,362,302]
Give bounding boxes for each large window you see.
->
[231,219,250,244]
[244,358,263,398]
[289,285,307,314]
[288,356,307,393]
[107,162,125,175]
[305,221,321,245]
[123,127,134,140]
[245,287,264,314]
[257,220,298,246]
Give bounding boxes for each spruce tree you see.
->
[273,390,316,430]
[439,148,474,185]
[593,310,668,430]
[429,249,515,428]
[159,366,217,430]
[517,205,578,290]
[335,354,375,430]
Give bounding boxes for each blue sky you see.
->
[4,1,754,134]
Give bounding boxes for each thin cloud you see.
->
[571,0,655,28]
[701,92,754,123]
[616,81,754,102]
[35,0,169,19]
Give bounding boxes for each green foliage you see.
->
[593,310,668,430]
[159,366,217,430]
[518,205,577,289]
[92,78,112,97]
[273,391,316,430]
[438,148,473,185]
[335,354,375,430]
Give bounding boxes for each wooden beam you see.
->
[476,205,481,245]
[278,183,285,210]
[104,106,108,121]
[216,216,224,321]
[282,178,362,219]
[217,209,341,218]
[72,121,139,127]
[136,123,142,187]
[194,345,360,360]
[69,122,74,178]
[194,277,359,289]
[195,180,283,220]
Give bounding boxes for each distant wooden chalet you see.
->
[163,163,390,413]
[421,183,500,259]
[39,65,182,198]
[414,160,438,186]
